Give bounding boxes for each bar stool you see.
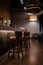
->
[8,31,24,60]
[24,32,30,51]
[15,31,23,60]
[8,37,16,58]
[7,34,16,58]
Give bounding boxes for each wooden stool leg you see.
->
[21,43,23,60]
[13,47,14,57]
[20,48,23,61]
[18,45,19,60]
[8,48,10,58]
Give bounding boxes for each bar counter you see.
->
[0,30,15,56]
[0,25,30,57]
[0,24,15,56]
[0,29,23,56]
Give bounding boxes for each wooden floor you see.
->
[0,40,43,65]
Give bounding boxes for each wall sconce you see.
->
[3,19,11,26]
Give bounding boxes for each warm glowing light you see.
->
[0,30,14,33]
[3,19,11,26]
[7,19,11,26]
[4,20,6,23]
[10,36,16,39]
[29,55,37,64]
[29,15,37,21]
[8,20,11,24]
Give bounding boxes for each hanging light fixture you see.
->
[29,14,38,21]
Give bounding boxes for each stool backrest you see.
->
[24,32,30,36]
[16,31,22,39]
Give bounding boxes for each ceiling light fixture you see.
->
[20,0,24,4]
[24,7,26,10]
[29,14,37,21]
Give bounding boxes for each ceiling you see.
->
[12,0,43,7]
[0,0,43,25]
[0,0,11,9]
[11,0,43,25]
[0,0,43,13]
[11,0,43,13]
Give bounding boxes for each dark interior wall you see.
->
[0,0,12,56]
[11,13,40,37]
[39,14,43,26]
[0,8,10,19]
[11,13,29,27]
[39,14,43,32]
[0,0,11,20]
[0,0,11,8]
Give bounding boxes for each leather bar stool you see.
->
[8,31,24,60]
[15,31,23,60]
[24,32,30,51]
[7,34,16,58]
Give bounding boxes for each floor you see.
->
[0,39,43,65]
